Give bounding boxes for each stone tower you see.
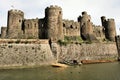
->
[101,16,106,27]
[45,5,63,42]
[78,11,96,41]
[1,27,7,38]
[7,9,24,38]
[101,16,116,41]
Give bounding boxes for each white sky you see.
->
[0,0,120,35]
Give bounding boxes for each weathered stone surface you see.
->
[0,43,55,67]
[93,25,105,41]
[1,27,7,38]
[101,16,116,41]
[45,5,64,41]
[78,11,96,41]
[0,5,117,43]
[24,19,39,39]
[53,43,118,64]
[63,20,80,36]
[7,9,24,39]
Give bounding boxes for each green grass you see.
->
[58,36,83,46]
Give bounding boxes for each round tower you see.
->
[45,5,63,42]
[1,27,7,38]
[106,19,116,41]
[101,16,106,28]
[7,9,24,38]
[78,11,96,40]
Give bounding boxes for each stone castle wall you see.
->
[0,42,55,68]
[115,36,120,60]
[24,18,39,39]
[93,25,105,41]
[0,41,118,68]
[51,43,118,64]
[63,20,80,36]
[0,5,118,68]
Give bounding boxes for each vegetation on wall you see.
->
[58,36,83,46]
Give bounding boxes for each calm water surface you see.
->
[0,62,120,80]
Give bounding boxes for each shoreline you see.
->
[0,61,119,70]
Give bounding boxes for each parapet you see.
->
[82,11,87,15]
[101,16,105,18]
[0,39,49,44]
[8,9,24,15]
[1,27,7,30]
[108,18,115,22]
[63,19,80,29]
[24,18,39,21]
[45,5,62,10]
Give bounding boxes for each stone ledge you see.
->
[0,39,49,44]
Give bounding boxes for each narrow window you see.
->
[70,25,73,28]
[19,20,21,22]
[59,11,61,14]
[35,23,36,28]
[63,23,65,27]
[28,24,29,28]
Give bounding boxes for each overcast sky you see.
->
[0,0,120,34]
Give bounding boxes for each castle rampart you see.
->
[93,25,105,41]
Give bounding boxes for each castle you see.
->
[0,5,119,67]
[0,5,116,42]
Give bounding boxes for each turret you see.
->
[45,5,63,42]
[7,9,24,38]
[101,16,116,41]
[78,11,96,41]
[106,19,116,41]
[101,16,106,27]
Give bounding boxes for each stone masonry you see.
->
[0,5,117,42]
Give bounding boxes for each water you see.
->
[0,62,120,80]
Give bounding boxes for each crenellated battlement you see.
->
[0,5,117,42]
[24,18,39,21]
[108,18,115,21]
[82,11,87,15]
[101,16,116,41]
[63,19,80,29]
[46,5,62,10]
[8,9,24,15]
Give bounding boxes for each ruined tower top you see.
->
[8,9,24,16]
[108,18,115,22]
[45,5,62,10]
[101,16,106,20]
[7,9,24,39]
[45,5,63,42]
[82,11,87,15]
